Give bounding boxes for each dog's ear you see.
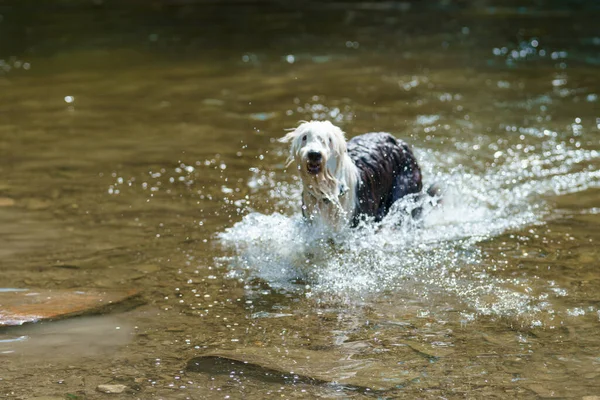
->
[278,129,297,143]
[279,128,299,167]
[330,125,348,157]
[279,121,308,143]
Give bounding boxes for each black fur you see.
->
[347,132,422,226]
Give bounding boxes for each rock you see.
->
[0,197,15,207]
[97,384,127,394]
[134,264,160,274]
[63,375,84,387]
[202,98,225,107]
[187,347,422,391]
[527,383,555,398]
[0,315,133,358]
[29,397,65,400]
[0,288,142,326]
[23,198,52,210]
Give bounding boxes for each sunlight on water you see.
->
[219,131,599,321]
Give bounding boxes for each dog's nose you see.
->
[307,151,322,162]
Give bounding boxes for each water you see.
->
[1,1,599,398]
[219,122,598,320]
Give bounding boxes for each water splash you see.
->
[218,131,599,320]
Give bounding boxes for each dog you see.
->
[280,120,425,231]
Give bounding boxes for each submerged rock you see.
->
[187,347,421,391]
[0,197,15,207]
[28,397,65,400]
[0,288,142,326]
[97,384,127,394]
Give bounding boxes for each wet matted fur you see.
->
[280,120,423,230]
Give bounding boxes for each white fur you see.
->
[280,121,359,231]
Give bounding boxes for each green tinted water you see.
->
[1,1,599,398]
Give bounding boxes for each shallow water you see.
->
[1,1,599,398]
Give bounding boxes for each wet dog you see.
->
[280,120,425,231]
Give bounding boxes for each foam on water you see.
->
[218,133,599,319]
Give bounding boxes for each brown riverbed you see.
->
[1,1,599,398]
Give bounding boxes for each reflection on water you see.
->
[1,0,600,398]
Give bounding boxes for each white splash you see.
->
[218,133,599,319]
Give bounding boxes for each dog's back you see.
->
[347,132,422,225]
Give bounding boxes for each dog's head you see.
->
[279,120,347,179]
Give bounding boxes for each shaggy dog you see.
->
[280,120,425,230]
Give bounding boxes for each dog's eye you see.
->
[302,135,307,141]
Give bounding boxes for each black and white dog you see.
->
[280,120,427,231]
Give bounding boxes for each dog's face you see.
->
[280,121,347,178]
